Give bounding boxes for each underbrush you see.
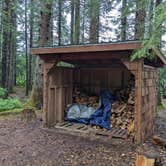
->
[0,98,23,111]
[0,87,8,98]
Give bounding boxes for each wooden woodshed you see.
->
[31,41,166,143]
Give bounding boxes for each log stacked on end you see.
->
[110,89,135,135]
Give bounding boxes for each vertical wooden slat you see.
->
[135,59,143,143]
[48,87,55,127]
[56,86,65,123]
[43,61,58,126]
[43,62,48,126]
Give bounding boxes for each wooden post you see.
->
[43,60,58,127]
[135,59,143,143]
[122,59,143,143]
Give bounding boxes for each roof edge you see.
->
[30,41,141,55]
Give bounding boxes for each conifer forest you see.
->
[0,0,166,165]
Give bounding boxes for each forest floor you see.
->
[0,89,165,166]
[9,86,28,102]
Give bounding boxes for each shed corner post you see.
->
[122,58,144,143]
[43,60,58,127]
[135,59,144,143]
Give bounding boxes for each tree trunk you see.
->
[25,0,29,96]
[29,0,34,91]
[74,0,80,44]
[70,0,74,44]
[155,0,162,48]
[1,0,17,92]
[135,0,146,40]
[81,0,86,43]
[155,0,162,105]
[148,0,154,38]
[58,0,62,46]
[29,0,53,108]
[89,0,100,43]
[0,1,3,84]
[121,0,127,41]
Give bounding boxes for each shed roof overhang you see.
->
[30,41,166,67]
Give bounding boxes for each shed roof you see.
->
[30,41,166,67]
[31,41,141,55]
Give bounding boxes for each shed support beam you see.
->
[43,60,59,127]
[122,59,143,143]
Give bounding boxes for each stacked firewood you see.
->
[72,85,135,134]
[110,88,135,134]
[72,88,100,109]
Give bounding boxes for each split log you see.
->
[136,154,155,166]
[152,135,166,148]
[135,153,163,166]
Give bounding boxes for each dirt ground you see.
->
[0,112,165,166]
[0,89,165,166]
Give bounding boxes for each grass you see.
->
[157,103,166,110]
[157,102,166,111]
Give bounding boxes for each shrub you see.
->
[0,87,8,99]
[0,98,23,111]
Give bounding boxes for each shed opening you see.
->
[48,60,135,140]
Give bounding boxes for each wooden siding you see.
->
[141,65,159,141]
[73,68,131,94]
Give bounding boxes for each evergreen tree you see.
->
[30,0,53,107]
[89,0,100,43]
[1,0,17,92]
[135,0,146,40]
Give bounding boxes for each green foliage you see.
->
[131,1,166,60]
[16,55,26,86]
[0,87,8,99]
[0,98,23,112]
[57,61,74,68]
[160,67,166,97]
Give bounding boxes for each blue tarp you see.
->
[67,90,115,130]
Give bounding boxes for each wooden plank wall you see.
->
[46,67,131,126]
[43,61,57,127]
[47,67,73,126]
[120,60,158,143]
[73,68,130,94]
[141,65,159,140]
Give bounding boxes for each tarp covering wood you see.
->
[67,90,115,130]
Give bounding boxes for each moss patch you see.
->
[0,109,22,116]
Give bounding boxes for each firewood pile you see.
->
[72,88,100,109]
[110,88,135,134]
[72,85,135,135]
